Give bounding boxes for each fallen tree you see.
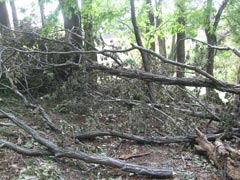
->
[0,109,175,178]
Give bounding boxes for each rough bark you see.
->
[130,0,156,103]
[0,2,10,27]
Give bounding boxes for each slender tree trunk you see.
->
[168,35,176,61]
[59,0,82,47]
[82,0,98,87]
[146,0,155,51]
[130,0,156,103]
[176,4,185,78]
[204,0,229,95]
[0,2,10,27]
[82,0,97,62]
[10,1,18,28]
[155,0,166,57]
[155,0,169,75]
[38,0,46,28]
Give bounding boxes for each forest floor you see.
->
[0,97,223,180]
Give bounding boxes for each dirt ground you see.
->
[0,100,223,180]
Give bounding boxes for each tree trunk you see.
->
[10,0,18,28]
[130,0,156,103]
[168,35,176,61]
[0,2,10,27]
[82,0,98,87]
[155,0,166,57]
[146,0,155,51]
[176,4,185,78]
[82,0,97,62]
[38,0,46,28]
[59,0,82,47]
[155,0,170,76]
[204,0,229,95]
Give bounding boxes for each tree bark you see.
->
[0,2,10,27]
[82,0,98,87]
[204,0,229,95]
[130,0,156,103]
[176,3,185,78]
[82,0,97,62]
[10,0,18,28]
[59,0,82,47]
[146,0,155,51]
[38,0,46,28]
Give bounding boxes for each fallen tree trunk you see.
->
[87,63,240,94]
[45,61,240,94]
[75,129,240,144]
[0,109,174,178]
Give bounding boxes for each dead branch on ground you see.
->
[0,109,174,178]
[75,129,240,145]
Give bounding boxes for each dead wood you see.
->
[0,109,174,178]
[75,130,238,144]
[87,63,240,94]
[2,68,60,132]
[0,139,51,156]
[195,128,240,180]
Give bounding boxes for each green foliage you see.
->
[82,0,129,36]
[226,0,240,47]
[123,58,137,68]
[40,9,60,37]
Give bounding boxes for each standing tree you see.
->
[10,0,18,28]
[204,0,229,76]
[82,0,97,61]
[146,0,155,51]
[0,1,10,27]
[204,0,229,96]
[155,0,166,58]
[38,0,46,28]
[176,0,186,78]
[59,0,82,47]
[130,0,156,103]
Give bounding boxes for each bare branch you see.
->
[0,109,174,178]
